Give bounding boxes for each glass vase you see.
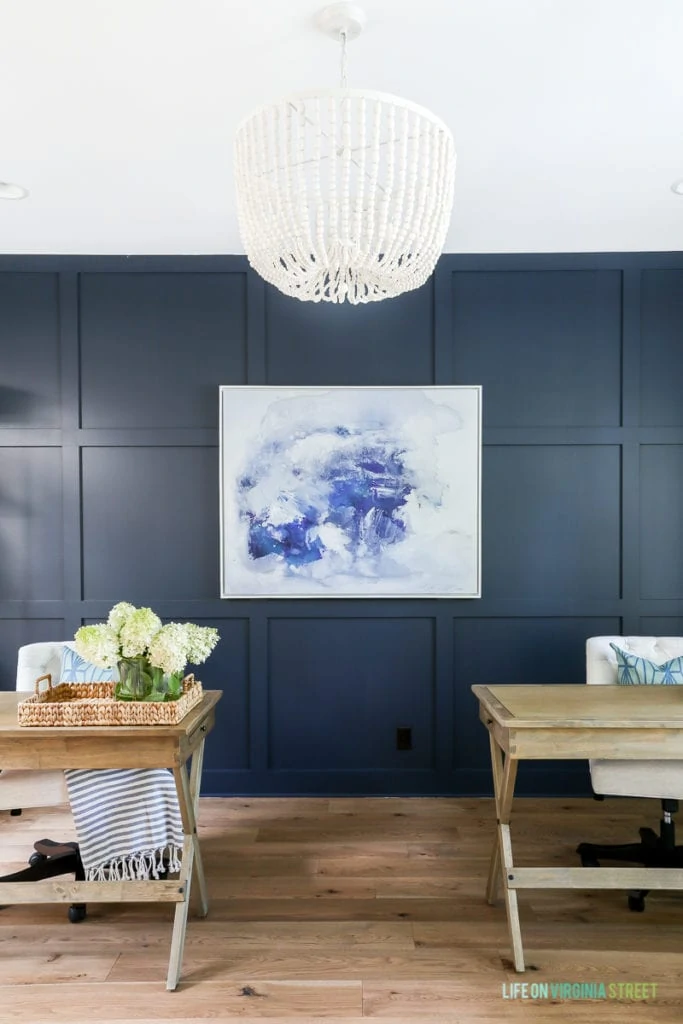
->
[150,666,185,701]
[116,657,153,701]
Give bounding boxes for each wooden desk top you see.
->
[473,684,683,729]
[472,684,683,759]
[0,690,222,770]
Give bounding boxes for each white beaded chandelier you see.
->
[234,3,456,304]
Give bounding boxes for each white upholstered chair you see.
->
[1,642,86,921]
[0,642,69,812]
[577,636,683,911]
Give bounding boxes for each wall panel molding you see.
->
[1,251,683,796]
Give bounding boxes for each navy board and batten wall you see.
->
[1,252,683,797]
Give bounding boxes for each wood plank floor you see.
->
[1,796,682,1022]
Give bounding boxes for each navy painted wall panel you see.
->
[268,617,435,771]
[451,270,622,427]
[639,618,683,635]
[81,446,219,600]
[0,274,61,428]
[80,273,248,428]
[0,448,63,600]
[265,279,434,385]
[482,446,621,601]
[1,252,683,795]
[640,445,683,598]
[640,270,683,426]
[190,618,250,772]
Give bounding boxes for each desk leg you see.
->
[487,732,524,972]
[166,738,207,991]
[188,739,208,917]
[486,733,504,904]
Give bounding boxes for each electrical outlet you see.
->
[396,727,412,751]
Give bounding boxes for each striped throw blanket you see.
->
[64,769,184,881]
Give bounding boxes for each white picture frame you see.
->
[220,385,482,599]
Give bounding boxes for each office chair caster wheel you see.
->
[68,904,87,923]
[638,827,659,848]
[28,852,46,867]
[628,891,645,912]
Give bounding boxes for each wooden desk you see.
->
[0,689,221,990]
[472,684,683,972]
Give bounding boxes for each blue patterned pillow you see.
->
[60,645,115,683]
[610,643,683,685]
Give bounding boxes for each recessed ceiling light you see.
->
[0,181,29,200]
[671,179,683,195]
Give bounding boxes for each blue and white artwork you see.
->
[220,386,481,598]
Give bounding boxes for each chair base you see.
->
[577,832,683,868]
[0,838,87,922]
[577,827,683,911]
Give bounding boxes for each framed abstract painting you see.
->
[219,386,481,598]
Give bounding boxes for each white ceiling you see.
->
[1,0,682,255]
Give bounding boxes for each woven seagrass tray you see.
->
[18,672,203,727]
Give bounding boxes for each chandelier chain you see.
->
[340,29,348,88]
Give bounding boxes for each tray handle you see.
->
[182,672,195,689]
[34,673,53,695]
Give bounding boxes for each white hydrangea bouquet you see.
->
[74,602,220,702]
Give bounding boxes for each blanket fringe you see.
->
[85,844,183,882]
